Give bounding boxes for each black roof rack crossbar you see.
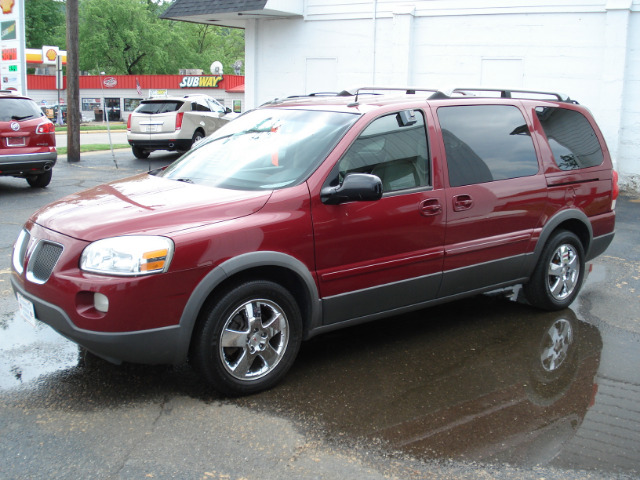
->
[342,86,440,104]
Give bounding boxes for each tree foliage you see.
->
[25,0,66,49]
[25,0,245,75]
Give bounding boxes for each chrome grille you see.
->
[26,240,63,284]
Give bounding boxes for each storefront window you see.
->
[124,98,142,112]
[82,98,101,111]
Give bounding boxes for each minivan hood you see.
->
[32,173,272,241]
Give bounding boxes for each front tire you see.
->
[524,230,585,310]
[192,280,302,396]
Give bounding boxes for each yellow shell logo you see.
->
[1,0,15,14]
[45,49,57,62]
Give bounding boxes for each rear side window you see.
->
[437,105,539,187]
[536,107,604,170]
[191,100,211,112]
[135,101,183,114]
[0,98,44,122]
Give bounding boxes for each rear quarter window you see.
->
[135,101,183,114]
[535,107,604,170]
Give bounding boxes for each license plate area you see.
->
[141,123,162,133]
[7,137,27,147]
[16,292,37,327]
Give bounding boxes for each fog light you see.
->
[94,293,109,313]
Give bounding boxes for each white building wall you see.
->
[620,10,640,190]
[244,0,640,190]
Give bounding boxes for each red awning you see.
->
[226,84,245,93]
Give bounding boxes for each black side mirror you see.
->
[321,173,383,205]
[225,107,232,114]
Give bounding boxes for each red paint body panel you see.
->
[32,174,272,241]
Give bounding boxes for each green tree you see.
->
[175,23,245,74]
[24,0,66,48]
[24,0,245,75]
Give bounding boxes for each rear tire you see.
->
[524,230,585,310]
[192,280,302,396]
[27,170,52,188]
[132,146,150,159]
[190,130,205,149]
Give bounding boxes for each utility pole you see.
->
[66,0,80,162]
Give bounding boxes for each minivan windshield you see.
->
[159,108,359,190]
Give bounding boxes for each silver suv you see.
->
[126,94,234,159]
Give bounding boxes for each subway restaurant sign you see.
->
[179,75,222,88]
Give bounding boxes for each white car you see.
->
[127,94,234,159]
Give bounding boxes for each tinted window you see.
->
[135,101,183,114]
[338,111,429,192]
[0,98,44,122]
[437,105,539,187]
[536,107,604,170]
[191,101,211,112]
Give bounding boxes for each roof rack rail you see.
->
[429,87,575,103]
[341,86,440,104]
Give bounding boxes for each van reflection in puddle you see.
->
[262,297,603,468]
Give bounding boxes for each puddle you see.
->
[0,312,78,390]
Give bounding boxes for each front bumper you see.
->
[11,277,184,365]
[10,222,201,366]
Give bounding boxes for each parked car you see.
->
[126,94,234,159]
[1,90,57,188]
[42,104,67,124]
[11,87,617,395]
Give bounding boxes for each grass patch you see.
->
[56,124,128,133]
[58,144,130,155]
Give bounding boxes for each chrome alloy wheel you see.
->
[547,244,580,301]
[219,299,289,381]
[539,318,573,373]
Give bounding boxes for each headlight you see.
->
[80,236,174,276]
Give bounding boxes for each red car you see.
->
[11,87,617,395]
[0,90,57,187]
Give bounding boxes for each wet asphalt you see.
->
[0,149,639,479]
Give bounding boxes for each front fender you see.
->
[173,251,322,363]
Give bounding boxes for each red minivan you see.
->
[0,90,57,187]
[11,87,617,395]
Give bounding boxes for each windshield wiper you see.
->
[11,115,34,121]
[174,178,194,184]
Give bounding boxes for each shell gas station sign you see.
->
[25,45,67,66]
[0,0,26,94]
